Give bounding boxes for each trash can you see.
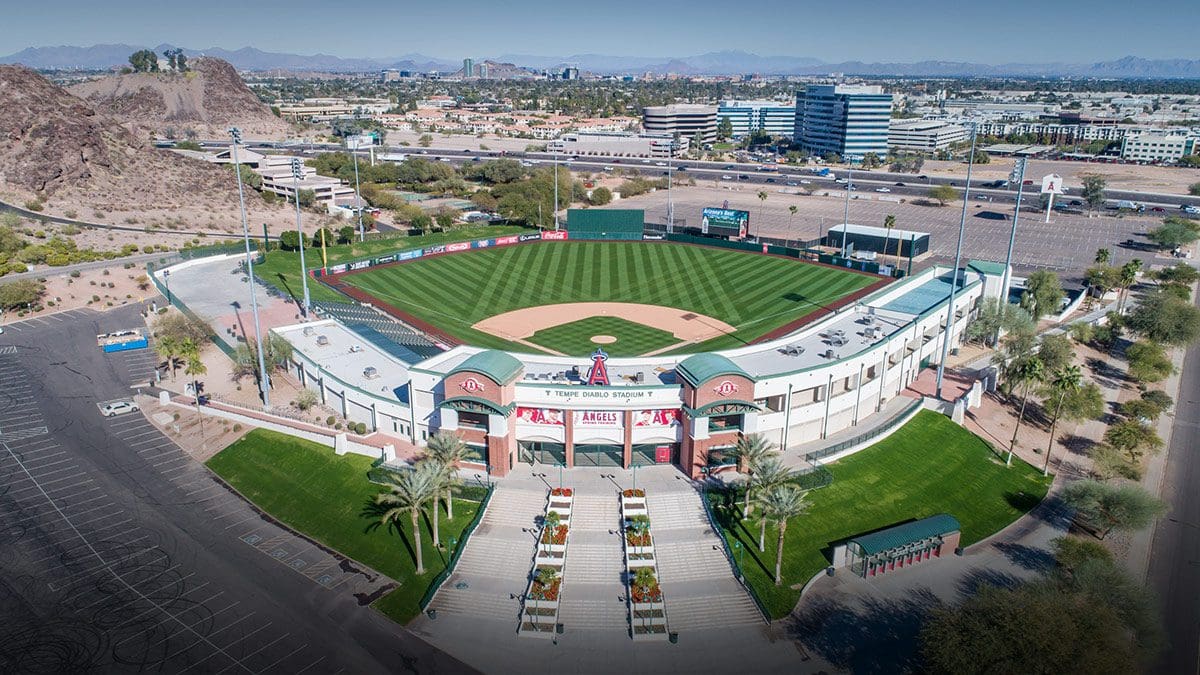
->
[669,632,679,644]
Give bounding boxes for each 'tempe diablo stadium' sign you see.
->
[701,208,750,238]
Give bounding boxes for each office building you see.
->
[716,100,797,138]
[562,67,579,80]
[1121,131,1199,163]
[642,104,718,144]
[887,120,969,153]
[477,62,489,79]
[547,132,687,158]
[795,84,892,159]
[463,58,475,78]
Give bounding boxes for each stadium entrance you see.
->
[519,441,566,466]
[573,443,624,467]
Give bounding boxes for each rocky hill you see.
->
[68,57,291,139]
[0,65,296,235]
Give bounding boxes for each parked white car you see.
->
[101,401,139,417]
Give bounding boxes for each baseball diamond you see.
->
[333,240,879,355]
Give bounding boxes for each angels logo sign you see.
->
[713,380,739,397]
[585,348,610,386]
[459,377,486,394]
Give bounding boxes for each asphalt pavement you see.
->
[1148,292,1200,675]
[0,303,468,673]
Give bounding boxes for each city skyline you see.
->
[3,0,1198,65]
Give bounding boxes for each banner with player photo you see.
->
[632,408,681,427]
[516,407,565,426]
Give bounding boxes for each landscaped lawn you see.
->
[206,429,484,624]
[710,410,1052,619]
[526,316,679,357]
[342,240,874,354]
[256,225,531,304]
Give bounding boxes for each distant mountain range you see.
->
[3,44,1199,78]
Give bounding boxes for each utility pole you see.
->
[935,124,977,401]
[291,157,311,316]
[230,127,271,410]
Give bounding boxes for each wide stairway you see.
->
[557,492,629,633]
[648,490,765,631]
[427,486,545,621]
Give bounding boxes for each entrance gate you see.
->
[573,443,624,467]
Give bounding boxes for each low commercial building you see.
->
[642,104,718,144]
[717,100,796,138]
[1121,131,1200,163]
[547,132,686,158]
[887,120,968,153]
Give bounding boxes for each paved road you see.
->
[0,251,177,284]
[0,304,468,673]
[1148,293,1200,675]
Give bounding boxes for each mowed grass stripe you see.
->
[343,242,875,354]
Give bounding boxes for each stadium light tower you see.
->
[666,139,675,232]
[935,123,978,401]
[349,136,366,242]
[553,143,559,231]
[1000,157,1027,307]
[229,127,271,410]
[840,157,859,257]
[290,157,311,316]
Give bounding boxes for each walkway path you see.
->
[557,493,627,631]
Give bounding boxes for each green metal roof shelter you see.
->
[449,350,524,386]
[849,514,961,556]
[675,353,753,388]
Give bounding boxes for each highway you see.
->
[197,139,1200,210]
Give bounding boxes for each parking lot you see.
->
[0,304,464,673]
[616,185,1169,278]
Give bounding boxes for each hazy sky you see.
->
[4,0,1198,63]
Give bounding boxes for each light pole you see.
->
[935,124,977,400]
[552,143,559,231]
[1000,158,1027,310]
[349,136,366,242]
[162,269,171,306]
[230,127,271,410]
[290,158,311,316]
[841,158,858,257]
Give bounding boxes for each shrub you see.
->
[326,415,336,426]
[24,199,44,212]
[294,389,319,411]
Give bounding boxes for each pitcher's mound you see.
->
[590,335,618,344]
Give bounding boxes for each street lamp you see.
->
[162,268,171,305]
[935,124,978,400]
[229,127,271,410]
[731,539,744,576]
[290,158,311,316]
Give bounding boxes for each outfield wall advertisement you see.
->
[318,230,570,277]
[701,208,749,238]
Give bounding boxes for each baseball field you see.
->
[338,241,878,356]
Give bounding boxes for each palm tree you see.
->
[758,484,809,586]
[1042,365,1082,476]
[756,190,768,235]
[1094,248,1112,265]
[750,457,795,552]
[1117,259,1142,312]
[883,214,896,265]
[375,462,440,575]
[420,458,449,549]
[1006,356,1044,466]
[155,334,181,380]
[184,349,207,442]
[425,431,468,519]
[734,433,777,517]
[788,204,798,229]
[631,566,657,603]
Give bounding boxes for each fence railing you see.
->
[698,484,772,624]
[803,397,924,462]
[417,482,496,612]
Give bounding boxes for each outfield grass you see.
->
[343,241,874,354]
[711,410,1051,619]
[206,429,482,624]
[256,225,531,305]
[526,316,678,356]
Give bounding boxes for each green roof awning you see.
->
[449,350,524,386]
[967,260,1008,277]
[439,395,515,417]
[684,399,764,417]
[849,514,961,556]
[675,353,753,388]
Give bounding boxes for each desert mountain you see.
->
[68,57,291,139]
[0,65,295,235]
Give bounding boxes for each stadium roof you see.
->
[967,260,1008,277]
[675,353,752,387]
[449,350,524,385]
[848,514,961,556]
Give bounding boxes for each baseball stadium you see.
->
[266,209,997,478]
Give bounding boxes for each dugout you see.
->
[826,223,930,258]
[566,209,645,240]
